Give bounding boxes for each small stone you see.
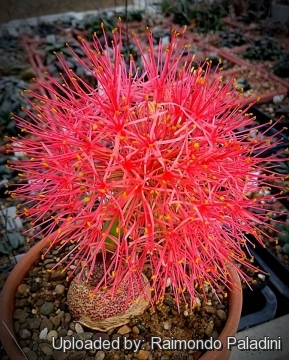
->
[40,302,55,316]
[27,318,41,329]
[51,317,61,328]
[163,321,170,330]
[15,299,28,308]
[163,294,173,306]
[36,299,44,307]
[32,333,39,342]
[67,330,74,336]
[64,313,71,322]
[117,325,131,335]
[257,273,266,281]
[29,270,37,277]
[163,350,172,356]
[18,283,29,294]
[216,309,227,321]
[55,300,61,308]
[183,310,189,317]
[134,350,150,360]
[39,343,53,356]
[55,284,65,294]
[193,297,201,308]
[282,244,289,255]
[40,318,53,331]
[18,317,27,324]
[142,342,150,351]
[50,270,66,280]
[59,329,68,337]
[22,347,32,354]
[52,350,69,360]
[273,94,285,103]
[26,350,38,360]
[56,310,65,318]
[39,328,48,340]
[14,321,20,333]
[47,330,58,341]
[74,332,94,341]
[132,326,140,335]
[67,351,86,359]
[95,351,105,360]
[216,304,225,310]
[30,282,40,292]
[62,308,70,318]
[204,320,214,336]
[13,309,29,320]
[45,263,54,270]
[43,258,54,265]
[93,332,110,341]
[275,245,282,253]
[75,323,84,333]
[203,305,216,314]
[19,328,31,339]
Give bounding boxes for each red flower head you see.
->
[10,23,287,309]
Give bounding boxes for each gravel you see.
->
[10,242,230,360]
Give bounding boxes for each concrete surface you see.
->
[0,0,134,24]
[231,314,289,360]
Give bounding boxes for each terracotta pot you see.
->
[222,17,259,32]
[0,144,7,155]
[218,65,288,107]
[0,234,242,360]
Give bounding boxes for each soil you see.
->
[221,68,281,98]
[11,242,231,360]
[263,238,289,269]
[247,195,289,269]
[235,50,289,87]
[239,262,267,289]
[259,198,289,268]
[258,96,289,125]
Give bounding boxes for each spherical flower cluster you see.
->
[10,24,287,309]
